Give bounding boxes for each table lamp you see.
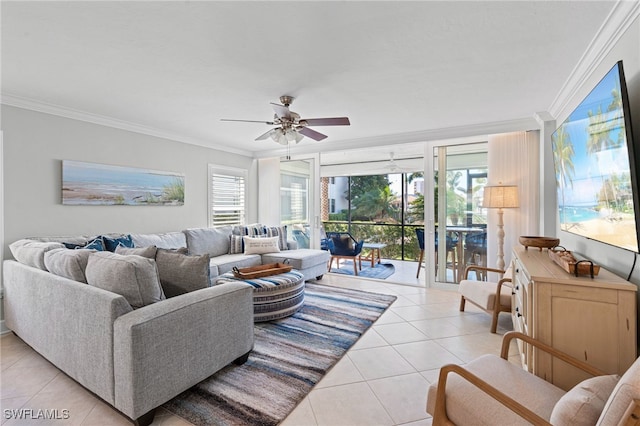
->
[482,184,519,271]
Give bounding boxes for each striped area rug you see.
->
[162,282,397,425]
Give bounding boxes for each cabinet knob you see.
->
[516,285,520,290]
[516,268,519,273]
[517,313,523,318]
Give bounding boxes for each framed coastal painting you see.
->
[62,160,185,206]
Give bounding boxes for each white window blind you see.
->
[209,166,247,227]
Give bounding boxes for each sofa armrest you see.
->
[3,260,133,406]
[113,282,254,420]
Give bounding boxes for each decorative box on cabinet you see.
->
[511,246,637,391]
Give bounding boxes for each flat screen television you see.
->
[551,60,639,253]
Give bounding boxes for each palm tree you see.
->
[552,124,575,222]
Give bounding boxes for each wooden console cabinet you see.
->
[511,246,637,390]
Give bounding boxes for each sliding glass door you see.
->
[426,141,488,289]
[280,157,319,249]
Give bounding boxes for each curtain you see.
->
[487,131,540,270]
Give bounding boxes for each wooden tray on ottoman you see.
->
[548,248,600,278]
[232,262,292,279]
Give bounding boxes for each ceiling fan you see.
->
[221,95,350,145]
[384,152,406,173]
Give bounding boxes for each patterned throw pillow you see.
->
[102,234,134,252]
[264,226,288,251]
[232,223,265,237]
[229,235,244,254]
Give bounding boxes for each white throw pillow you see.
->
[550,374,619,426]
[243,236,280,254]
[85,252,165,309]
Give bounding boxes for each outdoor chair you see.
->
[326,232,364,276]
[458,265,512,333]
[427,331,640,425]
[416,228,459,280]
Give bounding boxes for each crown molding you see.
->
[548,1,640,118]
[1,93,254,157]
[253,116,540,159]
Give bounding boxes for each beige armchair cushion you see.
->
[459,279,511,310]
[426,354,565,425]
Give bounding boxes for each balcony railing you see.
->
[323,221,422,262]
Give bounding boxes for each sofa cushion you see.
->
[9,239,66,270]
[102,234,134,252]
[264,225,288,251]
[85,252,165,308]
[155,250,210,297]
[44,248,94,283]
[550,374,619,426]
[262,249,331,270]
[209,253,262,275]
[115,245,158,259]
[184,226,231,257]
[130,231,187,249]
[243,236,280,255]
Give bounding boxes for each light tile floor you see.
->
[0,271,517,425]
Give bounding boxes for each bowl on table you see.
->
[519,236,560,251]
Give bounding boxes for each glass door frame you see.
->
[424,139,488,290]
[280,153,321,249]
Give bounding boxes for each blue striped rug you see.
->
[330,260,396,279]
[162,282,396,425]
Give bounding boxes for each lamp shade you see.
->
[482,185,519,208]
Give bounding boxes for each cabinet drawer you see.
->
[552,284,618,304]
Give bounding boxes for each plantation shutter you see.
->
[209,166,247,227]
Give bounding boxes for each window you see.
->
[209,165,247,227]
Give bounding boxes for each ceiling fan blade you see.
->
[271,103,291,119]
[301,117,350,126]
[298,127,328,141]
[255,129,276,141]
[221,118,275,124]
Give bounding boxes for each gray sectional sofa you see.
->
[3,225,330,425]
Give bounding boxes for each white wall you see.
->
[549,14,640,284]
[2,105,256,251]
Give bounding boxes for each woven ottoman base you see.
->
[215,270,305,322]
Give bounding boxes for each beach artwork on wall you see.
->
[62,160,185,206]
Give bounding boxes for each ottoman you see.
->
[215,270,305,322]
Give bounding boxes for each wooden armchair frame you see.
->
[459,265,513,333]
[432,331,608,425]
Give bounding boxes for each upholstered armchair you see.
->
[458,265,512,333]
[427,331,640,425]
[326,232,364,275]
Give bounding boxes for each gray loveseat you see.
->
[3,225,328,425]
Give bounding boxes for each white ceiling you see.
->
[1,1,618,160]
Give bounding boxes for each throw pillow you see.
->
[44,248,94,283]
[264,225,288,251]
[115,245,158,259]
[157,247,189,255]
[85,252,165,309]
[155,250,210,298]
[232,223,265,236]
[9,239,65,271]
[83,237,106,251]
[229,234,244,254]
[102,234,134,252]
[243,236,280,255]
[550,374,620,426]
[183,226,232,257]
